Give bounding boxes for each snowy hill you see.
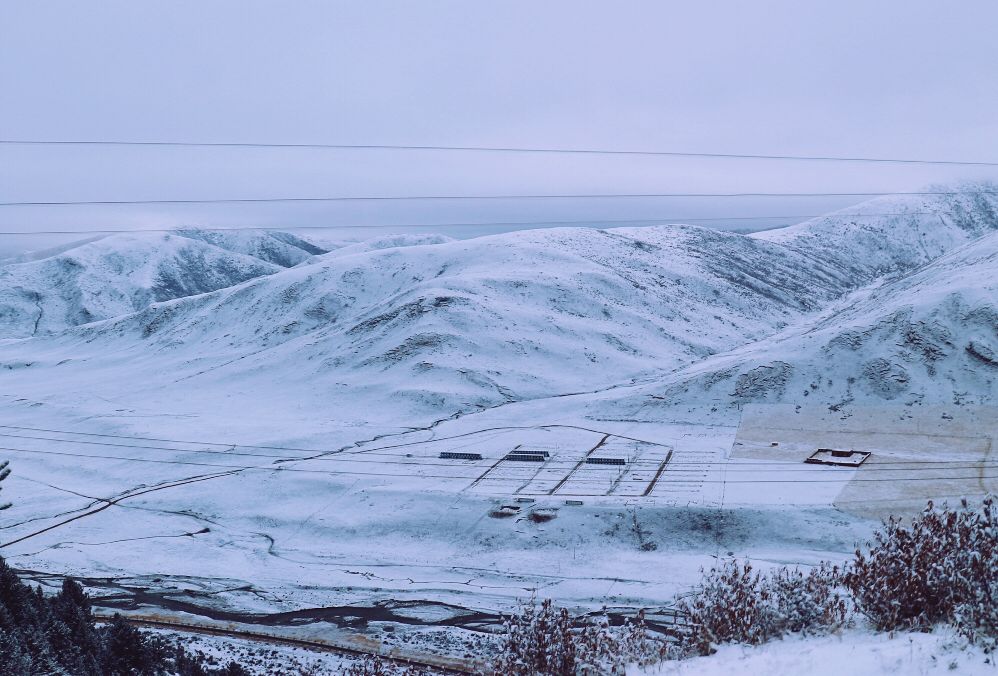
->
[753,187,998,282]
[321,233,456,259]
[0,186,995,420]
[606,230,998,417]
[27,224,868,415]
[0,230,326,338]
[174,229,327,267]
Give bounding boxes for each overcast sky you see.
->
[2,1,998,255]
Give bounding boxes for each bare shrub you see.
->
[681,560,848,655]
[845,496,998,650]
[489,598,673,675]
[342,655,427,675]
[766,564,850,633]
[528,510,557,523]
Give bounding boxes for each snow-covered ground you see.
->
[632,629,997,676]
[0,186,996,669]
[136,628,362,675]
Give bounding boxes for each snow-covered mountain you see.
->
[0,186,995,421]
[754,188,998,280]
[617,230,998,415]
[174,229,327,267]
[321,233,456,259]
[0,230,327,338]
[35,224,869,413]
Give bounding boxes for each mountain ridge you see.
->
[0,186,995,424]
[0,229,327,338]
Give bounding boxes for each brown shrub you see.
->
[342,655,427,675]
[680,560,848,655]
[489,598,673,675]
[844,496,998,650]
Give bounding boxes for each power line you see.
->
[3,443,995,484]
[0,424,992,467]
[3,139,997,167]
[0,190,994,209]
[0,422,666,456]
[0,211,950,237]
[0,424,326,455]
[1,430,996,474]
[0,424,983,467]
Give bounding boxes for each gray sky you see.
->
[2,0,998,255]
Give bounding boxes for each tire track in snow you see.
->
[1,470,243,548]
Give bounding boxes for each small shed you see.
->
[440,451,483,461]
[505,452,546,462]
[805,448,871,467]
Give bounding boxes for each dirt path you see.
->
[95,612,479,674]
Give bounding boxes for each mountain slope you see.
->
[0,224,865,416]
[0,230,326,338]
[175,229,327,267]
[321,233,456,259]
[752,185,998,281]
[1,187,995,422]
[613,231,998,416]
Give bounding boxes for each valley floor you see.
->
[2,383,993,664]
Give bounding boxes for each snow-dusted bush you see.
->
[845,496,998,650]
[342,655,427,675]
[489,598,672,675]
[680,560,848,655]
